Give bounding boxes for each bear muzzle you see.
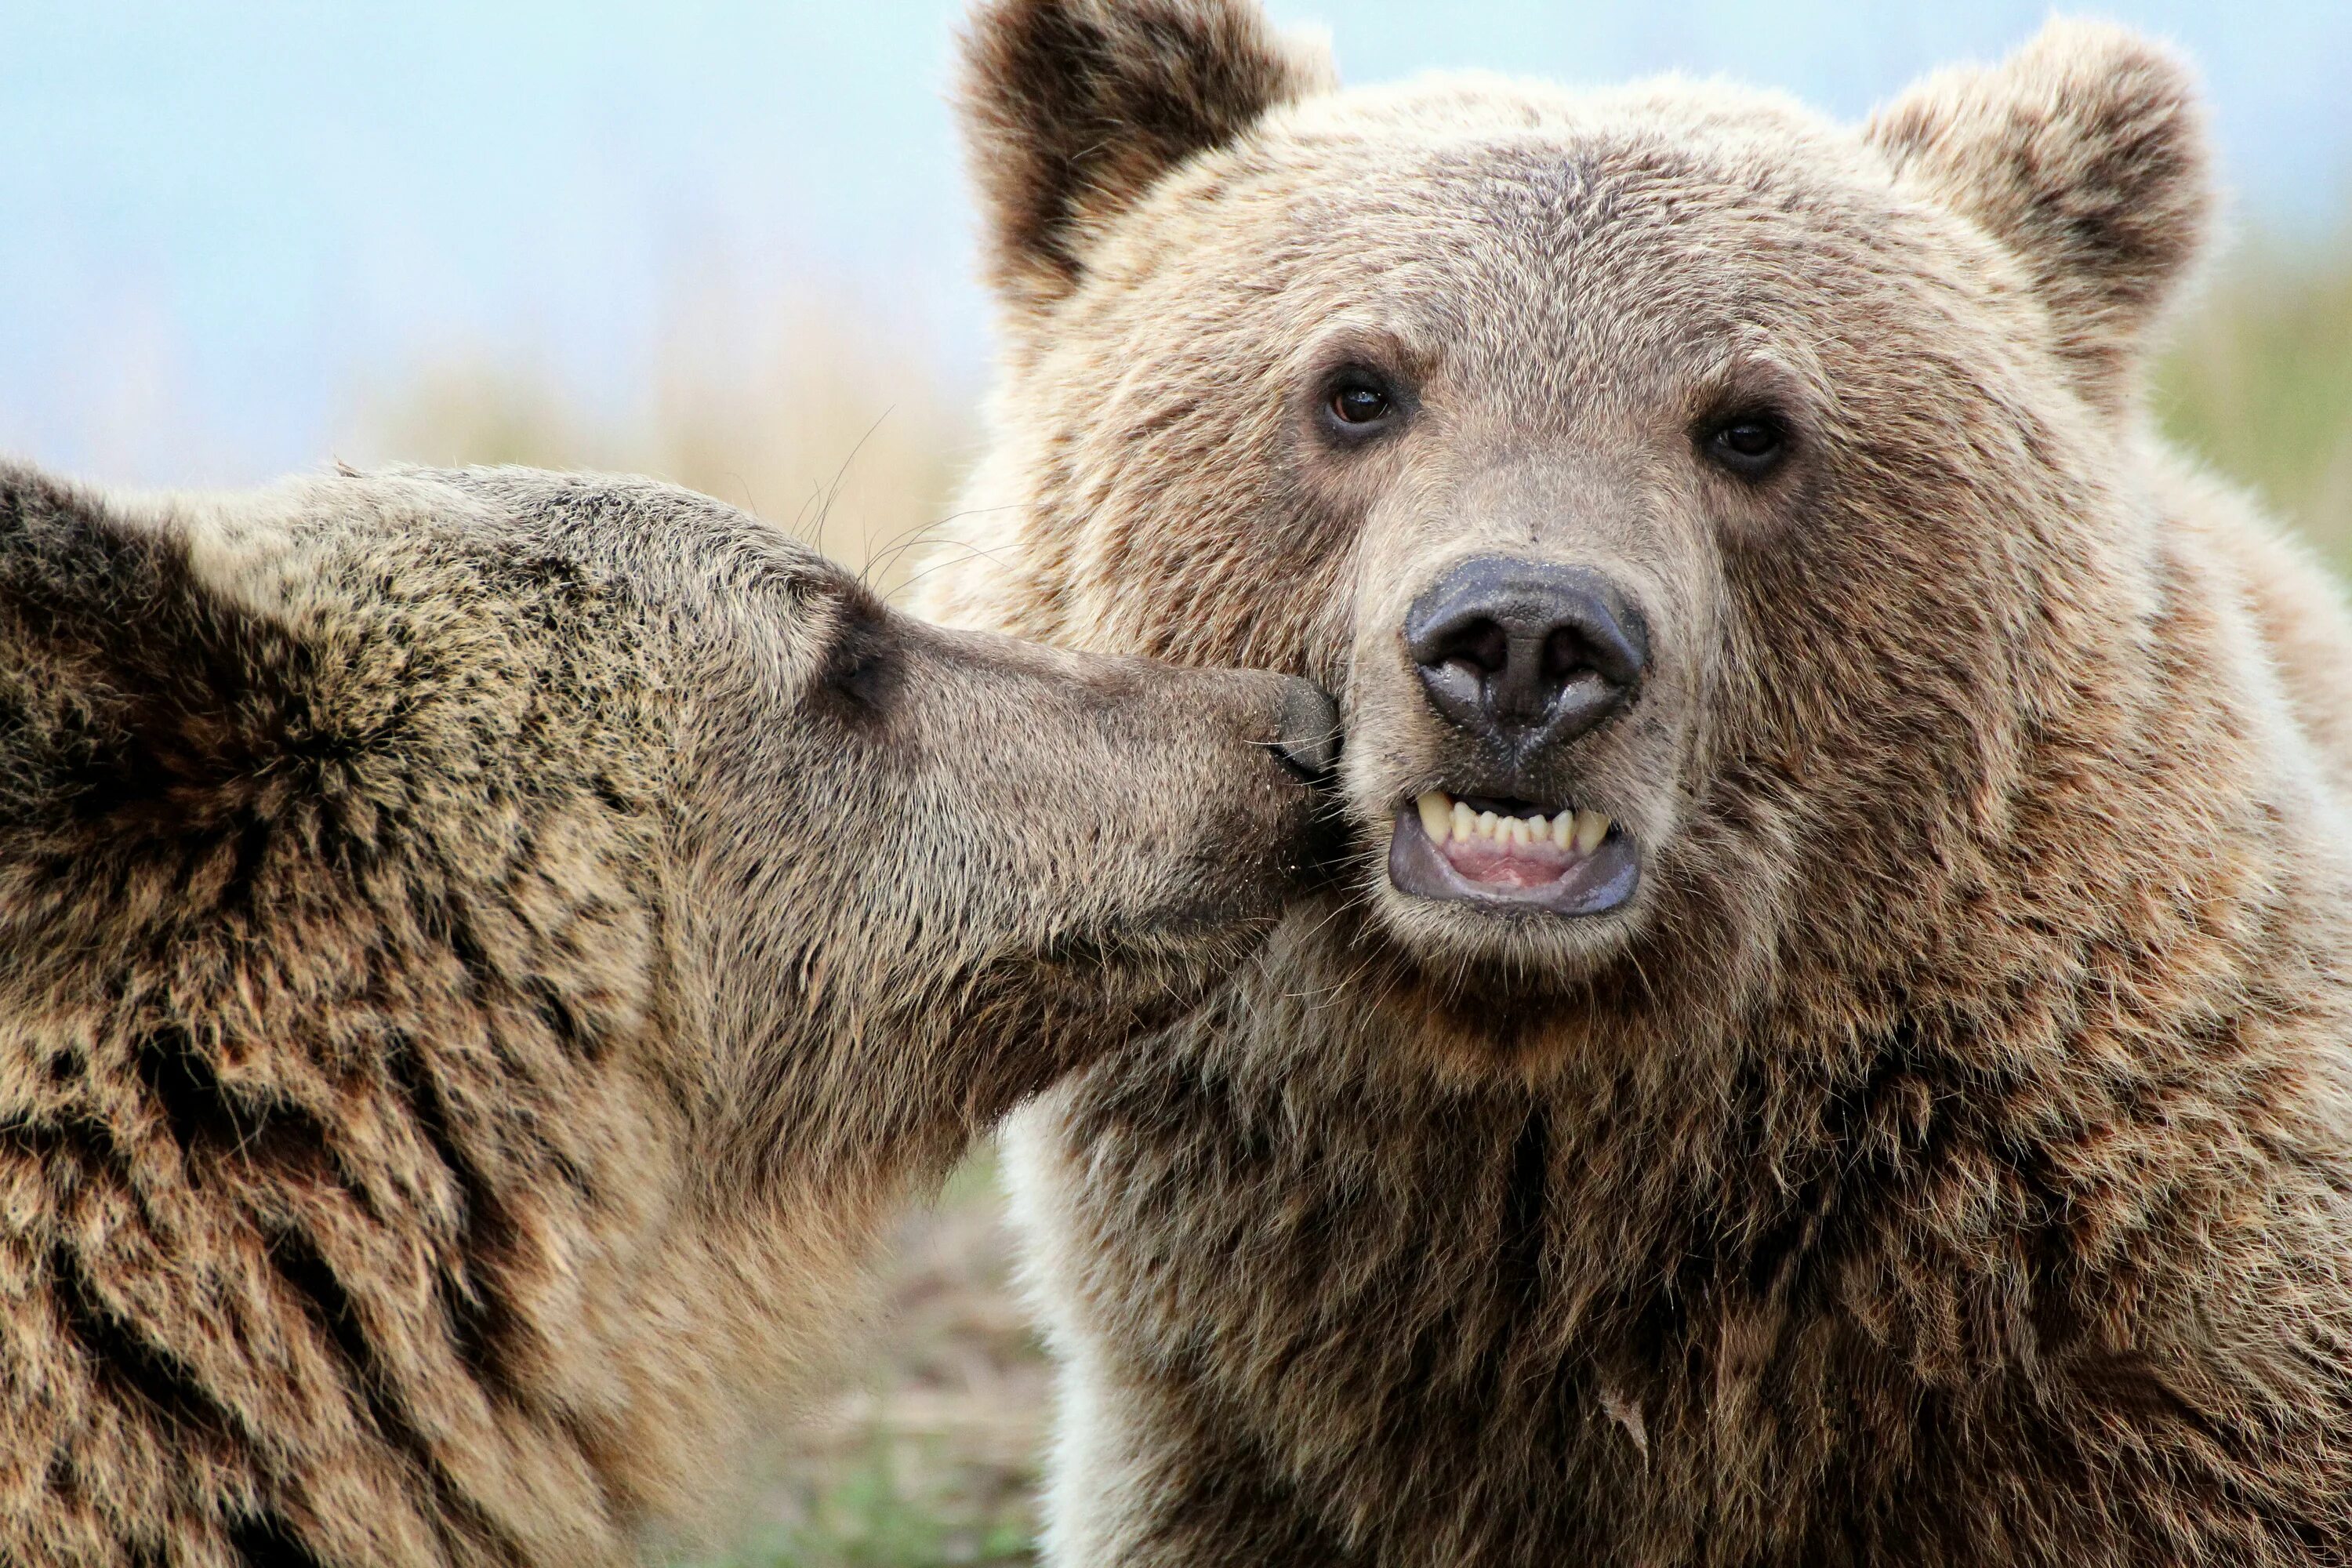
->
[1381,556,1652,918]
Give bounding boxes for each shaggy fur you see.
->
[0,461,1328,1566]
[923,5,2352,1564]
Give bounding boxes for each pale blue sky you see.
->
[3,2,2347,486]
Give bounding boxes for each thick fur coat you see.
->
[920,4,2352,1563]
[0,462,1327,1566]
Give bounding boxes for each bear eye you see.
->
[820,612,898,717]
[1322,370,1400,437]
[1700,412,1791,480]
[831,649,887,707]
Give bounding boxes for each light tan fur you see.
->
[924,5,2352,1562]
[0,460,1329,1566]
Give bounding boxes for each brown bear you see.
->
[0,459,1336,1566]
[920,3,2352,1563]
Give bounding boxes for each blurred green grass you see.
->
[344,237,2352,1568]
[670,1150,1047,1568]
[2155,235,2352,566]
[706,1439,1035,1568]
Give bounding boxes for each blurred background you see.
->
[5,3,2347,1562]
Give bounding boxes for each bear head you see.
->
[942,2,2214,1054]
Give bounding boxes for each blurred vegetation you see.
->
[2156,234,2352,566]
[336,237,2350,1568]
[666,1149,1047,1568]
[342,285,977,599]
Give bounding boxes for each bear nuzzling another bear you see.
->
[0,461,1334,1566]
[925,2,2352,1563]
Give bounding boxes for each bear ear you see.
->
[0,465,286,843]
[958,0,1335,318]
[1866,19,2213,416]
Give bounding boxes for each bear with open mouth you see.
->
[922,3,2352,1563]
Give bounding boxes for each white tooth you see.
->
[1477,810,1501,840]
[1451,800,1476,842]
[1574,811,1610,853]
[1552,812,1575,850]
[1417,792,1452,842]
[1527,813,1548,841]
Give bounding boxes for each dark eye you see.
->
[1702,413,1790,479]
[832,650,886,707]
[1323,371,1399,436]
[822,619,896,716]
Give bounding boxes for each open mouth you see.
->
[1388,789,1639,917]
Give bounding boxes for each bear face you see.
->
[0,461,1331,1564]
[940,2,2218,1024]
[474,470,1341,1180]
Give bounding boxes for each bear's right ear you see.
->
[958,0,1334,319]
[1866,20,2212,417]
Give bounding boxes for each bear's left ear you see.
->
[958,0,1335,322]
[1867,19,2212,416]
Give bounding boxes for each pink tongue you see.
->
[1439,834,1573,889]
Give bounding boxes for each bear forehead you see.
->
[1052,72,2025,397]
[1087,73,2002,342]
[136,469,855,701]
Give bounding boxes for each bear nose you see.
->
[1405,557,1647,752]
[1269,677,1341,783]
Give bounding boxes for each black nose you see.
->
[1405,557,1647,751]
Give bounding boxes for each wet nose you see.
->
[1405,557,1647,751]
[1269,677,1341,782]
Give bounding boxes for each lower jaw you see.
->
[1386,804,1640,918]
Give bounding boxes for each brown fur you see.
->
[924,6,2352,1563]
[0,460,1327,1566]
